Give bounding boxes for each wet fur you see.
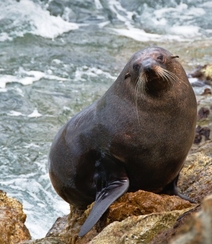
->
[49,47,197,237]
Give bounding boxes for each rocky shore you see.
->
[1,65,212,244]
[0,190,31,243]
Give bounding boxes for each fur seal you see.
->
[49,47,197,237]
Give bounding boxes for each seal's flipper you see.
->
[78,178,129,237]
[78,155,129,237]
[161,174,195,203]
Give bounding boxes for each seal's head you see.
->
[124,47,184,96]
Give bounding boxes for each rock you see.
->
[201,88,211,95]
[43,191,195,244]
[194,125,210,144]
[98,190,194,231]
[170,194,212,244]
[189,65,212,147]
[198,107,210,120]
[148,140,212,244]
[202,65,212,81]
[45,208,94,244]
[0,190,31,244]
[194,95,212,146]
[90,209,194,244]
[21,237,66,244]
[189,64,212,81]
[149,206,201,244]
[178,140,212,203]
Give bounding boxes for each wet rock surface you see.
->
[90,209,192,244]
[178,141,212,204]
[0,190,31,244]
[191,64,212,147]
[171,194,212,244]
[189,64,212,82]
[36,192,195,244]
[98,191,194,230]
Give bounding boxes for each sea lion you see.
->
[49,47,197,237]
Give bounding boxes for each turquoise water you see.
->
[0,0,212,238]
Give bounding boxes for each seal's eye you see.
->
[133,63,140,71]
[157,54,164,63]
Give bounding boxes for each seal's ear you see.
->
[171,55,179,59]
[125,72,130,79]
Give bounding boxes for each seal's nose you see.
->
[141,58,156,72]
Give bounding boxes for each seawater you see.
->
[0,0,212,239]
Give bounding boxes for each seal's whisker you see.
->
[173,73,189,87]
[162,71,174,85]
[141,72,148,94]
[162,69,189,87]
[155,66,173,87]
[135,77,141,124]
[162,69,176,82]
[134,72,147,124]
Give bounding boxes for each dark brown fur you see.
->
[49,47,197,236]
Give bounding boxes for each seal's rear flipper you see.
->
[78,155,129,237]
[161,174,196,203]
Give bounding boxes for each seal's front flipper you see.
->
[78,155,129,237]
[78,178,129,237]
[161,174,195,203]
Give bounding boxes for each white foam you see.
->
[24,143,40,149]
[8,109,42,118]
[188,77,211,95]
[170,25,200,37]
[0,68,67,89]
[32,9,79,39]
[55,199,70,213]
[0,33,12,42]
[202,2,212,8]
[192,86,211,95]
[154,3,205,20]
[0,175,69,239]
[111,27,161,42]
[24,196,69,239]
[0,88,8,93]
[153,4,204,38]
[0,75,18,89]
[111,26,189,42]
[0,0,79,41]
[28,108,42,118]
[94,0,103,9]
[74,66,116,82]
[105,1,204,41]
[98,21,110,28]
[8,111,23,117]
[189,77,200,85]
[154,3,188,19]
